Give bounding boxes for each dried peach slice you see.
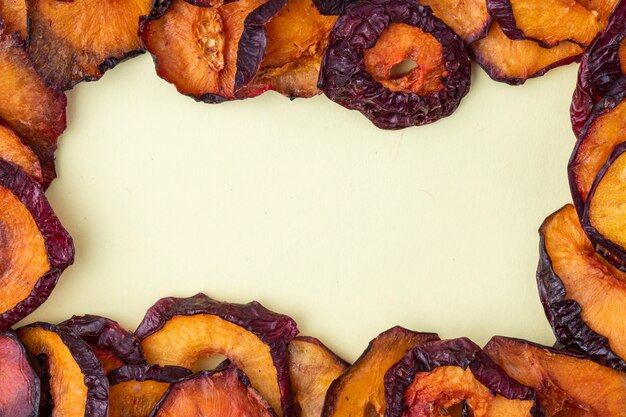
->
[0,0,26,38]
[0,331,41,417]
[0,121,42,184]
[417,0,490,43]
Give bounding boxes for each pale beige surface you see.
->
[20,54,575,362]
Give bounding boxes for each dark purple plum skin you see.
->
[107,364,192,385]
[0,158,74,331]
[312,0,352,15]
[135,293,299,417]
[0,331,40,417]
[384,338,543,417]
[317,0,471,130]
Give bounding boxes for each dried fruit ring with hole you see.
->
[317,0,471,130]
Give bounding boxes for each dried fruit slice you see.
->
[538,204,626,370]
[288,337,348,417]
[0,121,42,184]
[0,331,40,417]
[60,315,144,373]
[107,365,192,417]
[484,337,626,417]
[0,159,74,331]
[0,0,27,38]
[471,23,582,85]
[17,322,109,417]
[416,0,490,43]
[140,0,285,102]
[322,327,439,417]
[150,366,276,417]
[26,0,151,90]
[318,0,471,130]
[136,293,298,417]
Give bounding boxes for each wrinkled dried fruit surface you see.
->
[0,159,74,331]
[471,23,582,85]
[17,323,108,417]
[416,0,489,43]
[0,122,42,184]
[0,0,26,38]
[538,204,626,370]
[27,0,151,90]
[485,337,626,417]
[136,293,298,417]
[318,0,471,130]
[0,331,40,417]
[322,327,439,417]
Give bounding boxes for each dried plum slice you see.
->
[135,293,298,417]
[140,0,285,102]
[107,365,192,417]
[288,337,348,417]
[0,159,74,331]
[26,0,151,90]
[60,315,144,373]
[484,336,626,416]
[416,0,490,43]
[471,23,582,85]
[0,0,26,38]
[0,121,42,184]
[317,0,471,130]
[538,204,626,370]
[385,338,542,417]
[322,327,439,417]
[17,322,109,417]
[0,331,40,417]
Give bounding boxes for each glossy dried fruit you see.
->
[288,337,348,417]
[322,327,439,417]
[17,322,109,417]
[318,0,471,130]
[0,0,26,38]
[538,204,626,370]
[0,331,40,417]
[485,336,626,417]
[417,0,490,43]
[27,0,151,90]
[0,121,42,184]
[310,0,350,15]
[0,159,74,331]
[136,293,298,417]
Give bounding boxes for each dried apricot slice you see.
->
[417,0,490,43]
[0,330,41,417]
[0,0,26,38]
[0,121,42,184]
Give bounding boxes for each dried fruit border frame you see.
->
[1,0,626,415]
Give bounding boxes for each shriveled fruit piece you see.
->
[0,0,27,38]
[311,0,350,15]
[471,23,582,85]
[288,337,348,417]
[150,366,276,417]
[0,331,40,417]
[385,338,541,417]
[107,364,192,417]
[416,0,489,43]
[140,0,285,102]
[27,0,151,90]
[0,121,42,184]
[485,336,626,417]
[0,159,74,331]
[322,327,439,417]
[318,0,471,130]
[60,315,144,373]
[538,204,626,370]
[136,293,298,417]
[17,322,108,417]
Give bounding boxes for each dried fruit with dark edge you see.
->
[0,158,74,331]
[0,121,42,184]
[485,336,626,416]
[60,315,144,373]
[149,366,276,417]
[416,0,490,43]
[27,0,152,90]
[107,364,192,417]
[318,0,471,130]
[0,0,27,38]
[136,293,298,417]
[538,204,626,370]
[311,0,350,15]
[17,322,109,417]
[322,327,439,417]
[140,0,285,102]
[288,337,348,417]
[0,331,40,417]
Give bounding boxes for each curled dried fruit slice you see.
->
[288,337,348,417]
[485,337,626,417]
[140,0,285,102]
[150,366,276,417]
[27,0,151,90]
[385,338,541,417]
[322,327,439,417]
[0,331,40,417]
[0,0,26,38]
[416,0,490,43]
[136,293,298,417]
[0,121,42,184]
[0,159,74,331]
[538,204,626,370]
[318,0,471,130]
[17,322,109,417]
[107,365,192,417]
[60,315,144,373]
